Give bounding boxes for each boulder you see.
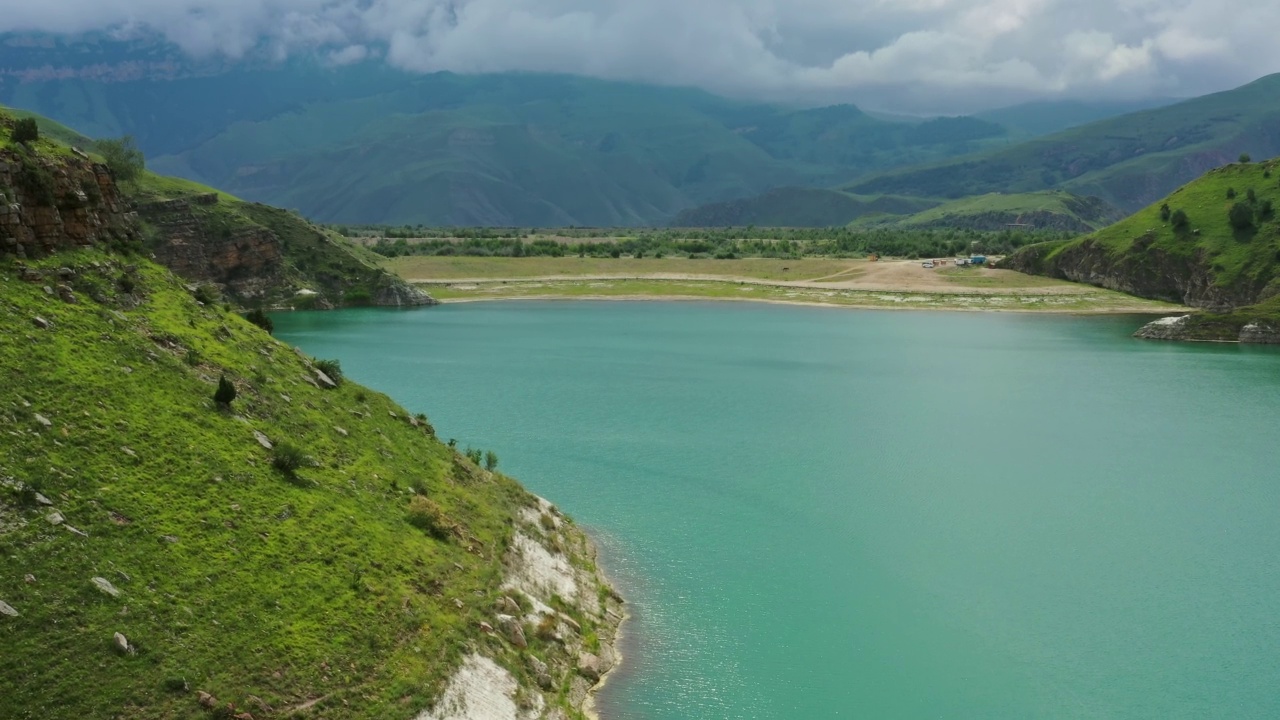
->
[46,511,65,526]
[91,577,121,598]
[33,413,52,427]
[31,316,50,330]
[314,369,337,389]
[252,430,273,450]
[0,600,17,617]
[113,632,132,654]
[577,652,604,681]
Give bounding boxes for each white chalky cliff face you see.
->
[419,497,624,720]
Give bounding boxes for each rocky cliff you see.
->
[0,147,141,257]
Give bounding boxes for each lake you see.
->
[275,302,1280,719]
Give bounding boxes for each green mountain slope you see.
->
[973,98,1178,138]
[852,191,1124,232]
[1,118,620,719]
[1002,158,1280,341]
[1,66,1011,226]
[670,187,938,227]
[4,107,433,310]
[849,74,1280,212]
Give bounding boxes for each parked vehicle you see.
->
[921,261,935,269]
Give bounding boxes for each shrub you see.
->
[1260,199,1274,220]
[1159,203,1171,222]
[1229,201,1255,230]
[315,359,343,385]
[464,447,483,465]
[11,118,39,144]
[213,374,237,407]
[184,348,201,367]
[484,450,499,471]
[244,308,274,334]
[96,136,145,182]
[271,442,308,477]
[1247,188,1257,203]
[1239,153,1252,164]
[1170,209,1190,229]
[118,274,136,294]
[193,284,219,305]
[17,154,56,207]
[1226,188,1237,199]
[406,496,452,539]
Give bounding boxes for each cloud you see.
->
[3,0,1279,113]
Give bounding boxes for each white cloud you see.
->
[2,0,1279,112]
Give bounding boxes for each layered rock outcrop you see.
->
[137,194,285,300]
[0,149,140,258]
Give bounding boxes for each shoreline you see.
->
[426,292,1185,316]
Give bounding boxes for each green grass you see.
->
[423,277,1180,313]
[0,248,608,719]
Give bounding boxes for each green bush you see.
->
[1229,201,1255,230]
[271,442,308,477]
[244,308,274,335]
[17,153,56,207]
[1227,188,1237,199]
[1159,203,1171,222]
[484,450,499,471]
[1239,153,1252,164]
[11,118,39,144]
[406,496,452,539]
[96,136,145,182]
[315,359,343,385]
[1170,209,1190,230]
[213,375,237,407]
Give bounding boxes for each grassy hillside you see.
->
[669,187,937,227]
[1003,159,1280,339]
[973,97,1178,138]
[849,74,1280,212]
[852,191,1123,232]
[4,106,432,310]
[1,65,1012,226]
[0,245,616,717]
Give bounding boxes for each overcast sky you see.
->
[3,0,1278,113]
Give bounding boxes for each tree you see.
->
[11,118,39,144]
[484,450,499,471]
[1229,201,1255,230]
[96,136,145,182]
[1170,209,1190,230]
[1239,153,1252,163]
[213,374,237,407]
[245,308,274,335]
[1159,203,1171,222]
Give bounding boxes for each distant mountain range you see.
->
[3,34,1273,228]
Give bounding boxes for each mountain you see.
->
[974,98,1180,138]
[851,191,1124,232]
[848,74,1280,212]
[1,106,621,719]
[1002,158,1280,342]
[3,107,434,309]
[0,44,1013,226]
[670,187,937,227]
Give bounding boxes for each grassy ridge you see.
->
[0,247,601,718]
[849,191,1123,232]
[849,74,1280,212]
[1003,159,1280,338]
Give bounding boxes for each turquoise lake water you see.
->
[275,302,1280,719]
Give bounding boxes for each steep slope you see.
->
[849,74,1280,212]
[670,187,937,227]
[852,191,1123,232]
[1,124,620,719]
[1,58,1010,226]
[2,107,434,310]
[1002,159,1280,341]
